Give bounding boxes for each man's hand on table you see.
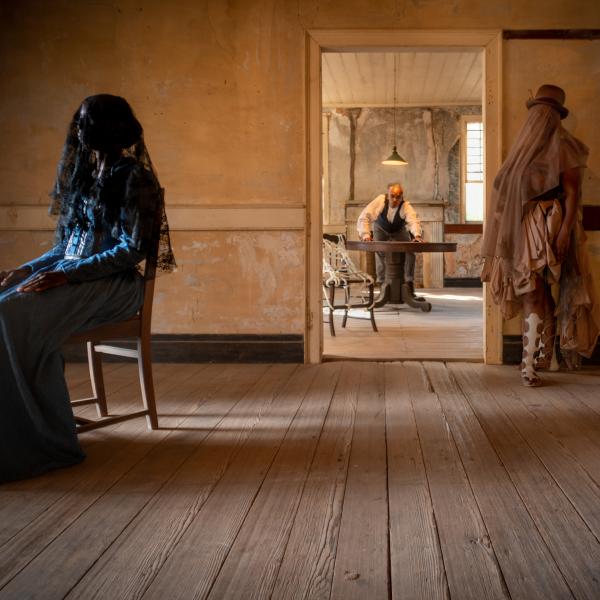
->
[412,236,424,242]
[361,233,373,241]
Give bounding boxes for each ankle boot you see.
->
[521,313,543,386]
[535,314,559,371]
[405,280,425,301]
[562,349,582,371]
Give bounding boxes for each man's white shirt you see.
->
[357,194,422,238]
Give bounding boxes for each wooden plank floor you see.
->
[323,287,483,361]
[1,362,600,599]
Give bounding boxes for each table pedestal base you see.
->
[373,252,432,312]
[374,282,432,312]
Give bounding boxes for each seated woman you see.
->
[0,94,175,482]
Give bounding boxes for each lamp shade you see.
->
[381,146,408,166]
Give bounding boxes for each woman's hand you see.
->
[0,266,33,288]
[554,227,571,263]
[17,271,68,293]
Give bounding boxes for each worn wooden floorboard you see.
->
[483,367,600,538]
[270,362,362,600]
[138,364,316,600]
[407,362,509,600]
[66,364,297,600]
[384,362,449,600]
[428,362,572,600]
[455,363,600,600]
[15,364,267,600]
[330,362,390,600]
[2,362,600,600]
[0,363,188,552]
[0,363,236,600]
[0,363,214,597]
[323,288,483,362]
[557,371,600,417]
[203,363,341,600]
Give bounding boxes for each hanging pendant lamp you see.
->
[382,146,407,165]
[382,53,408,166]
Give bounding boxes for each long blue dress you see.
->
[0,158,158,482]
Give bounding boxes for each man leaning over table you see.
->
[356,182,423,297]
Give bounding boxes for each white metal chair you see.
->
[322,235,378,336]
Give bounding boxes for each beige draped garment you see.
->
[481,104,599,357]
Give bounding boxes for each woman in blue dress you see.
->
[0,94,175,482]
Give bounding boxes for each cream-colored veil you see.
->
[481,104,589,278]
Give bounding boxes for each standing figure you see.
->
[357,182,423,296]
[0,94,175,482]
[481,84,599,386]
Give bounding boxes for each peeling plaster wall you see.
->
[156,231,304,333]
[444,234,483,278]
[2,230,305,334]
[1,0,599,337]
[327,105,481,220]
[326,109,351,225]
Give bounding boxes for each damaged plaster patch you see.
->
[181,240,209,251]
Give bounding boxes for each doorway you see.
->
[305,30,503,364]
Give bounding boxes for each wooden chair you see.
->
[322,235,378,337]
[66,192,163,433]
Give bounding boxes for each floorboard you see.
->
[429,362,572,600]
[323,288,483,361]
[1,361,600,600]
[454,363,600,600]
[330,362,389,599]
[385,362,448,600]
[407,362,509,600]
[204,363,340,600]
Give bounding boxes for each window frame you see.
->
[460,114,484,224]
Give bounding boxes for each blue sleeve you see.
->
[58,233,145,283]
[21,243,66,273]
[54,162,159,283]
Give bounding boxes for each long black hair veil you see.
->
[49,94,176,274]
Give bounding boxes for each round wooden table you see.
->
[346,240,458,311]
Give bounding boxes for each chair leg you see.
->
[327,285,336,337]
[368,284,378,332]
[87,341,108,417]
[137,336,158,430]
[342,285,349,328]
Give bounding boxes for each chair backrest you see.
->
[322,235,373,286]
[138,188,165,333]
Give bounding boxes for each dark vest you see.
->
[375,198,406,233]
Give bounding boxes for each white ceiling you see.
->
[322,51,483,107]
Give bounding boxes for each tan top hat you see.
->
[526,84,569,119]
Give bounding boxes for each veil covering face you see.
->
[481,104,589,318]
[481,104,588,274]
[49,94,176,274]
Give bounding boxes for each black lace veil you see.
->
[50,94,176,274]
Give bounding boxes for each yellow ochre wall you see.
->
[1,1,599,340]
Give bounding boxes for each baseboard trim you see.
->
[444,277,483,288]
[503,335,600,365]
[64,334,304,363]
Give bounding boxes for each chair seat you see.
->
[68,316,141,344]
[323,276,366,286]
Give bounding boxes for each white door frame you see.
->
[304,29,503,364]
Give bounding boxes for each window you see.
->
[462,117,484,223]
